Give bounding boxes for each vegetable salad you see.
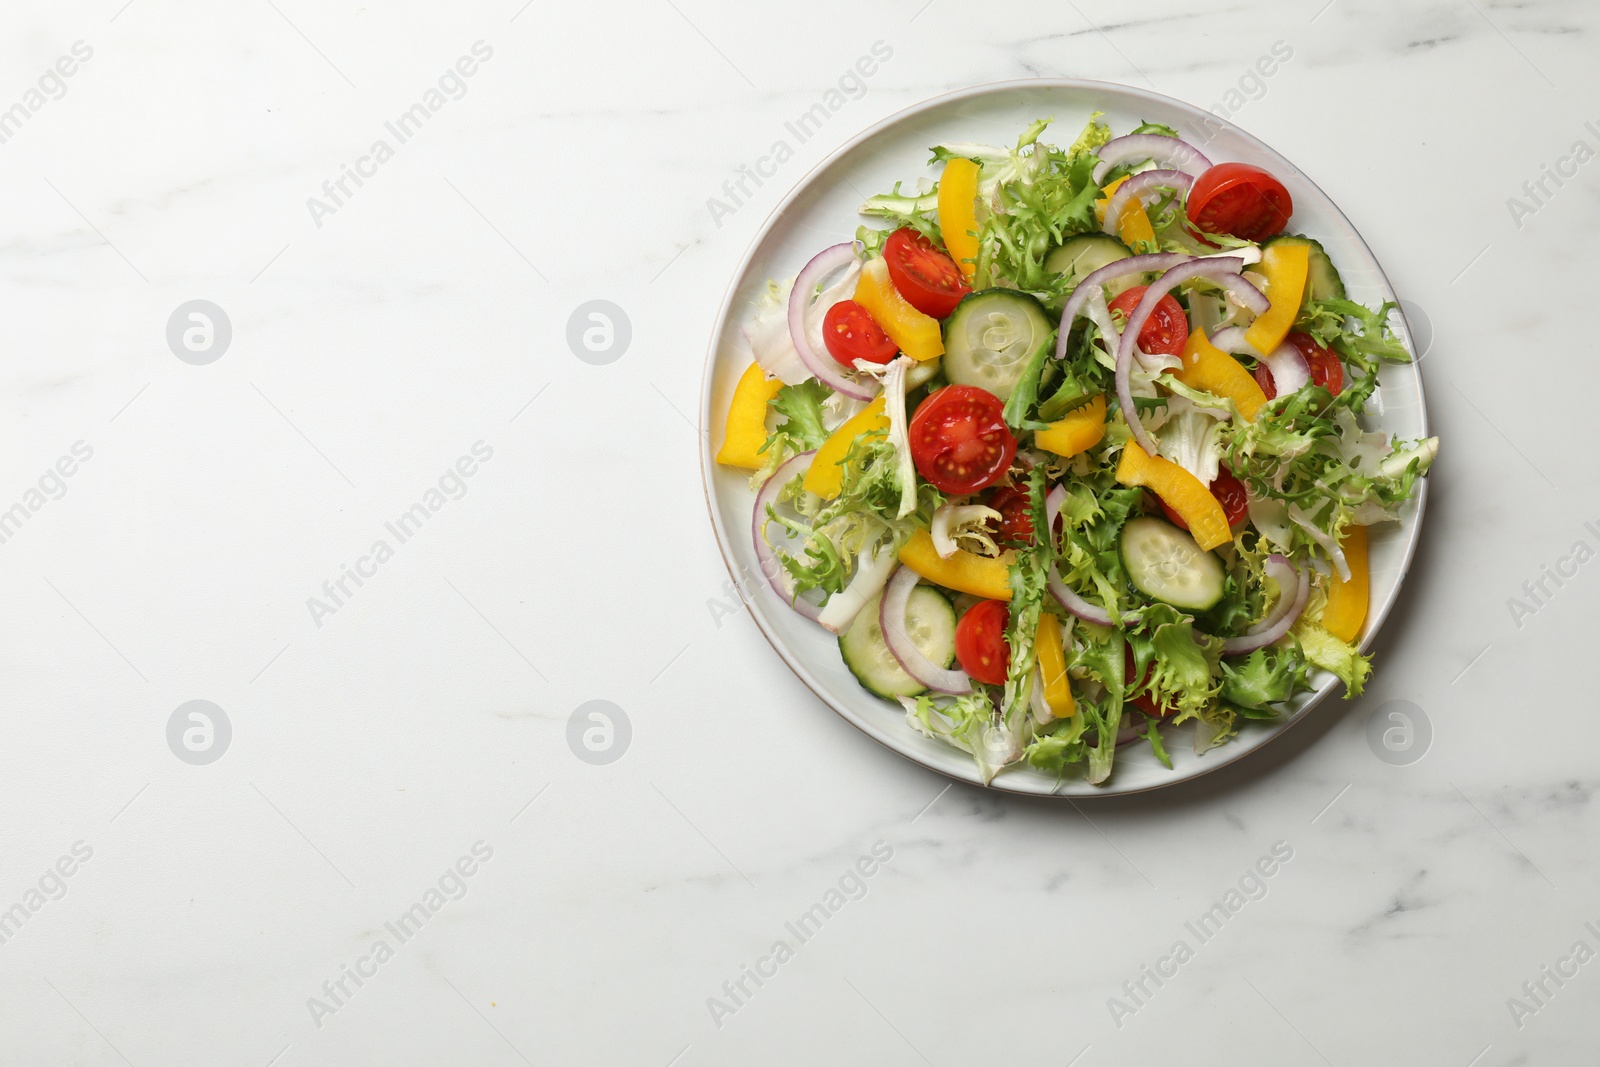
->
[717,115,1438,786]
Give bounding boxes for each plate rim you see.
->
[696,77,1431,798]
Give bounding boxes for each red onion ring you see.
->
[1289,505,1352,581]
[1260,342,1311,395]
[1217,554,1310,655]
[1047,565,1116,628]
[1206,325,1260,357]
[1092,135,1212,184]
[787,243,875,401]
[1029,667,1053,724]
[1116,257,1263,457]
[751,450,822,621]
[1101,170,1193,237]
[880,566,972,695]
[1055,253,1189,360]
[1044,484,1116,626]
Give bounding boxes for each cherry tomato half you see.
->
[1108,285,1190,356]
[884,227,970,319]
[1186,163,1293,244]
[1124,646,1177,719]
[909,385,1017,495]
[984,483,1034,547]
[822,299,897,366]
[1288,331,1344,396]
[1161,465,1249,530]
[955,599,1010,686]
[1254,331,1345,401]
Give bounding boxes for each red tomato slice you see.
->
[1123,646,1177,719]
[955,599,1010,685]
[1253,360,1275,401]
[1254,331,1344,401]
[884,227,970,319]
[1108,285,1189,356]
[983,483,1034,547]
[909,385,1017,495]
[1287,331,1344,396]
[822,299,897,366]
[1161,465,1249,530]
[1185,163,1293,244]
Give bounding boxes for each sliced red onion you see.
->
[1247,491,1294,553]
[1044,483,1068,535]
[1029,667,1053,725]
[1209,271,1270,315]
[1083,287,1122,356]
[1048,565,1116,628]
[1288,504,1352,581]
[1199,245,1262,267]
[1055,252,1189,360]
[751,450,822,621]
[1218,554,1310,655]
[1261,341,1311,395]
[1101,169,1193,237]
[1092,135,1212,184]
[819,542,898,634]
[1117,258,1259,457]
[880,566,972,695]
[788,243,875,401]
[1044,485,1117,626]
[1207,325,1258,356]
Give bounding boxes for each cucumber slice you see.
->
[1119,517,1225,611]
[1265,234,1345,302]
[1044,233,1134,302]
[941,289,1054,401]
[839,587,957,699]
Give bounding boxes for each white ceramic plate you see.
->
[699,80,1430,796]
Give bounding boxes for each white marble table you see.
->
[0,0,1591,1063]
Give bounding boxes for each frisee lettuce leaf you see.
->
[1219,640,1310,710]
[768,380,831,450]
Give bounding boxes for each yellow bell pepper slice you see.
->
[853,257,943,362]
[1174,330,1268,421]
[1035,612,1074,719]
[1116,441,1232,551]
[899,529,1013,600]
[1034,394,1108,458]
[1095,175,1156,248]
[1243,240,1310,356]
[801,395,888,499]
[1322,525,1369,643]
[937,158,980,281]
[715,362,782,469]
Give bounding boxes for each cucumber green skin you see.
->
[1044,234,1135,305]
[1264,233,1346,302]
[839,586,958,700]
[1119,516,1226,612]
[941,288,1054,402]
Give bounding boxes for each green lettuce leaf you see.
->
[999,468,1052,750]
[1141,719,1173,768]
[1067,622,1126,784]
[1127,603,1222,724]
[902,691,1009,783]
[769,380,831,450]
[1024,712,1091,774]
[1194,703,1238,753]
[1219,640,1310,711]
[1066,112,1112,158]
[1294,619,1372,696]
